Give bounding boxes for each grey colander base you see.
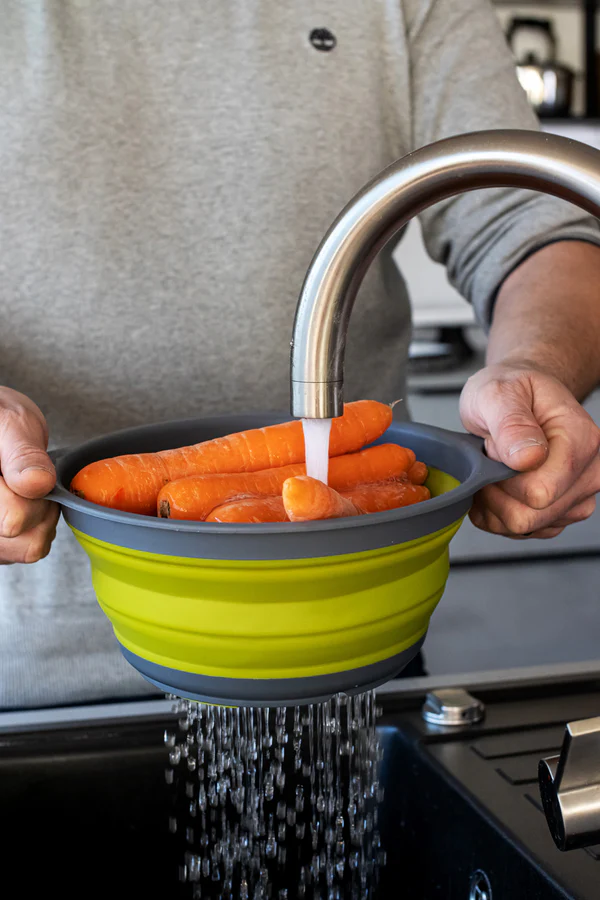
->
[119,636,425,708]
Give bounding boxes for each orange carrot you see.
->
[158,443,414,520]
[283,477,431,522]
[343,480,430,513]
[70,400,392,515]
[283,477,361,522]
[326,442,415,487]
[206,496,288,524]
[207,478,431,524]
[407,461,428,485]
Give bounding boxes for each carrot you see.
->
[283,477,361,522]
[70,400,392,515]
[158,443,414,520]
[343,480,430,513]
[283,477,431,522]
[407,461,428,485]
[207,477,431,524]
[325,442,415,487]
[206,496,288,524]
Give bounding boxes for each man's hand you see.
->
[0,387,59,563]
[460,364,600,539]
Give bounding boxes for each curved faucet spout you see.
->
[290,129,600,419]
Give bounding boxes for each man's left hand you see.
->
[460,363,600,539]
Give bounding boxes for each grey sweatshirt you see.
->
[1,0,598,708]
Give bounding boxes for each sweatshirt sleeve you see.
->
[405,0,600,327]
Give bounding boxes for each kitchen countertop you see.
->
[1,659,599,728]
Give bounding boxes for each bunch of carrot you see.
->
[70,400,431,523]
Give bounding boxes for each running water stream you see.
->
[165,693,385,899]
[302,419,332,485]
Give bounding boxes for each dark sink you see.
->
[1,673,600,899]
[0,717,179,896]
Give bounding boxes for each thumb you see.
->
[463,383,549,473]
[0,406,56,500]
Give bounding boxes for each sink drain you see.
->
[469,869,492,900]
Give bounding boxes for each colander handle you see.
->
[457,432,518,489]
[44,447,68,503]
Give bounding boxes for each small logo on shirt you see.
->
[309,28,336,52]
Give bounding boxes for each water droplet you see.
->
[189,854,201,882]
[326,861,335,886]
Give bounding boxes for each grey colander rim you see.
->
[46,414,514,560]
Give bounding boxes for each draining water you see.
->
[302,418,332,485]
[165,692,385,899]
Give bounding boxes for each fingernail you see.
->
[21,465,53,474]
[508,439,546,457]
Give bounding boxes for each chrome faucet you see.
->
[290,129,600,419]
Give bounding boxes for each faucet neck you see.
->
[291,129,600,418]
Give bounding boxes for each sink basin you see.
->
[1,672,599,899]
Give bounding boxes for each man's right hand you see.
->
[0,387,59,564]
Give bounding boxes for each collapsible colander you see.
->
[44,128,600,705]
[47,414,512,707]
